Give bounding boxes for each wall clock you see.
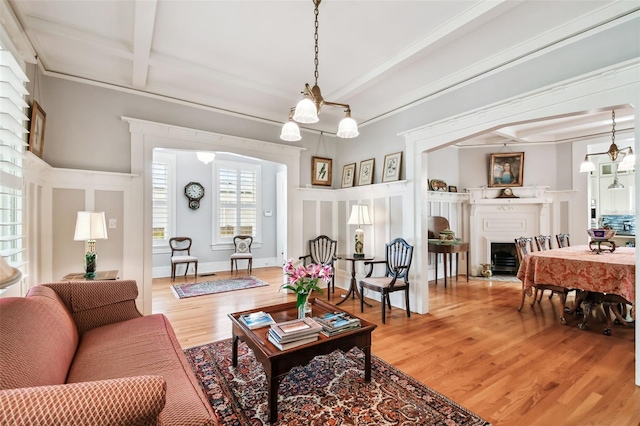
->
[184,182,204,210]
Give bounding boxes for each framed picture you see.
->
[448,185,458,192]
[429,179,447,191]
[341,163,356,188]
[28,100,46,159]
[382,152,402,182]
[312,156,332,186]
[489,152,524,187]
[358,158,375,186]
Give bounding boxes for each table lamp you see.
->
[74,211,108,278]
[347,205,372,258]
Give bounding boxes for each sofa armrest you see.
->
[0,376,166,426]
[41,280,143,335]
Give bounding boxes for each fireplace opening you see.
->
[491,243,519,275]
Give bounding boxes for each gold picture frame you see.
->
[312,156,332,186]
[341,163,356,188]
[358,158,375,185]
[28,100,46,159]
[382,152,402,182]
[489,152,524,187]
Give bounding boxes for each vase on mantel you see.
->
[297,292,312,319]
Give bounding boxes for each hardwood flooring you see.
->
[152,268,639,425]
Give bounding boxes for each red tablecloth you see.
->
[516,245,636,304]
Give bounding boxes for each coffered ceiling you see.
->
[6,0,639,146]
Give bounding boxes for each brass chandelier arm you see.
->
[585,145,633,162]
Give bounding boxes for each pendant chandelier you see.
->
[280,0,358,142]
[579,110,635,173]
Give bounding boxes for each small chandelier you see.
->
[579,110,635,173]
[280,0,358,141]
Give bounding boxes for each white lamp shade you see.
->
[280,120,302,141]
[0,256,21,289]
[293,97,319,123]
[74,211,108,241]
[347,205,372,226]
[336,116,359,138]
[196,152,216,164]
[579,160,596,173]
[618,154,635,171]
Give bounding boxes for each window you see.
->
[152,151,175,249]
[0,48,28,292]
[214,161,261,244]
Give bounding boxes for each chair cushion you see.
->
[171,255,198,263]
[360,277,407,290]
[236,240,250,253]
[230,253,253,259]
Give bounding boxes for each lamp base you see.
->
[84,251,97,279]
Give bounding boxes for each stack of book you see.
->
[267,317,323,350]
[240,311,276,329]
[313,311,361,336]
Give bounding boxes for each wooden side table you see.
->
[428,241,469,287]
[61,270,119,281]
[335,254,374,306]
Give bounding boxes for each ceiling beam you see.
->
[131,0,157,89]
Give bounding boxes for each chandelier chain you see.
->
[611,110,616,145]
[314,2,319,86]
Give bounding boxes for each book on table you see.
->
[267,333,319,350]
[240,311,276,329]
[270,317,322,342]
[313,311,361,334]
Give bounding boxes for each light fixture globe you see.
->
[196,152,215,164]
[293,97,319,123]
[608,176,625,190]
[579,158,596,173]
[280,120,302,141]
[337,115,359,138]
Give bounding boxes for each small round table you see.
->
[427,240,469,287]
[335,254,374,306]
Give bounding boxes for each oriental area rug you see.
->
[184,339,491,426]
[171,277,269,299]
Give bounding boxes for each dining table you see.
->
[516,245,635,334]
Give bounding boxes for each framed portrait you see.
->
[358,158,375,186]
[448,185,458,192]
[489,152,524,187]
[341,163,356,188]
[28,100,46,159]
[382,151,402,182]
[312,156,332,186]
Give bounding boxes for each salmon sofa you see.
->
[0,280,217,425]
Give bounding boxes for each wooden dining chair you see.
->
[299,235,337,299]
[534,235,553,251]
[230,235,253,274]
[556,233,571,248]
[359,238,413,324]
[169,237,198,281]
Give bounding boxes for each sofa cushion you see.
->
[0,286,79,390]
[67,314,216,425]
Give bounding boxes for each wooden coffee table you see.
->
[228,298,377,423]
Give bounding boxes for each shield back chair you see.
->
[299,235,337,299]
[534,235,554,301]
[556,233,571,248]
[169,237,198,281]
[359,237,413,324]
[231,235,253,274]
[515,236,571,319]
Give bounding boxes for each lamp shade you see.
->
[579,159,596,173]
[280,120,302,141]
[0,256,21,289]
[196,152,215,164]
[347,205,372,226]
[74,211,108,241]
[337,116,359,138]
[293,97,319,123]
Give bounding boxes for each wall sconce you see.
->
[74,211,108,278]
[347,205,372,257]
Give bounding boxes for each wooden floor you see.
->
[152,268,639,425]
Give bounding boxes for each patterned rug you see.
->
[171,276,269,299]
[184,339,491,425]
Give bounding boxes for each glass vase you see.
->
[297,292,311,319]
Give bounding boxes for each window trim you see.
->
[151,151,176,253]
[212,160,262,248]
